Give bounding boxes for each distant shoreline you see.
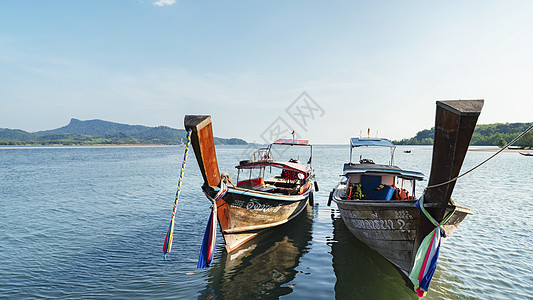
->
[468,148,533,153]
[1,144,532,153]
[0,144,179,150]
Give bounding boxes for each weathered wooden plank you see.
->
[414,100,482,271]
[184,115,221,187]
[336,198,472,272]
[223,191,308,232]
[369,240,415,252]
[424,100,483,209]
[336,204,420,220]
[344,225,418,241]
[221,231,261,253]
[218,191,309,251]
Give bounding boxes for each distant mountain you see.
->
[0,118,248,146]
[393,122,533,147]
[40,118,151,136]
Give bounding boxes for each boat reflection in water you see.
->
[330,209,469,299]
[199,205,313,299]
[329,210,416,299]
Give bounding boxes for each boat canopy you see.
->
[273,139,309,145]
[268,139,313,168]
[351,137,395,148]
[343,163,424,180]
[236,160,312,173]
[349,137,397,165]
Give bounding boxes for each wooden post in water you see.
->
[184,115,221,188]
[413,100,484,267]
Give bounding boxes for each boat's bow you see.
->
[184,115,221,188]
[415,100,483,249]
[425,101,483,211]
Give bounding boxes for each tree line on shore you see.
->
[393,122,533,147]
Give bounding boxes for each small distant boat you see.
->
[185,115,316,253]
[519,152,533,156]
[404,150,412,153]
[329,100,483,295]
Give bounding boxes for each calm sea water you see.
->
[0,145,531,299]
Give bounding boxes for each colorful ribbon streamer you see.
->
[409,195,456,297]
[163,129,193,258]
[197,181,228,268]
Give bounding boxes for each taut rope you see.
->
[424,123,533,192]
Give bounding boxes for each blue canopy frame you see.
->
[350,137,395,148]
[349,137,396,165]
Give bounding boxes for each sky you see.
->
[1,1,532,144]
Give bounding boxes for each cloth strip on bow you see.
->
[197,181,228,268]
[409,195,456,297]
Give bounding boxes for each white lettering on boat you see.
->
[397,219,409,233]
[243,199,282,213]
[349,218,396,230]
[343,210,413,232]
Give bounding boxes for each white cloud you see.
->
[153,0,176,7]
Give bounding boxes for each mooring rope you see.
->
[424,123,533,192]
[163,128,193,258]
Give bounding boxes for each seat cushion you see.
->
[361,175,394,200]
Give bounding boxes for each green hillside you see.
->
[0,118,247,146]
[394,122,533,147]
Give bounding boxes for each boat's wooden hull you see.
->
[207,186,311,252]
[200,205,313,299]
[333,193,471,274]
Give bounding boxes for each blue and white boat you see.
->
[329,100,482,294]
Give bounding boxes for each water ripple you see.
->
[0,146,531,299]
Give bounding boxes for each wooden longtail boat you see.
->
[329,100,483,288]
[185,115,314,253]
[519,152,533,156]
